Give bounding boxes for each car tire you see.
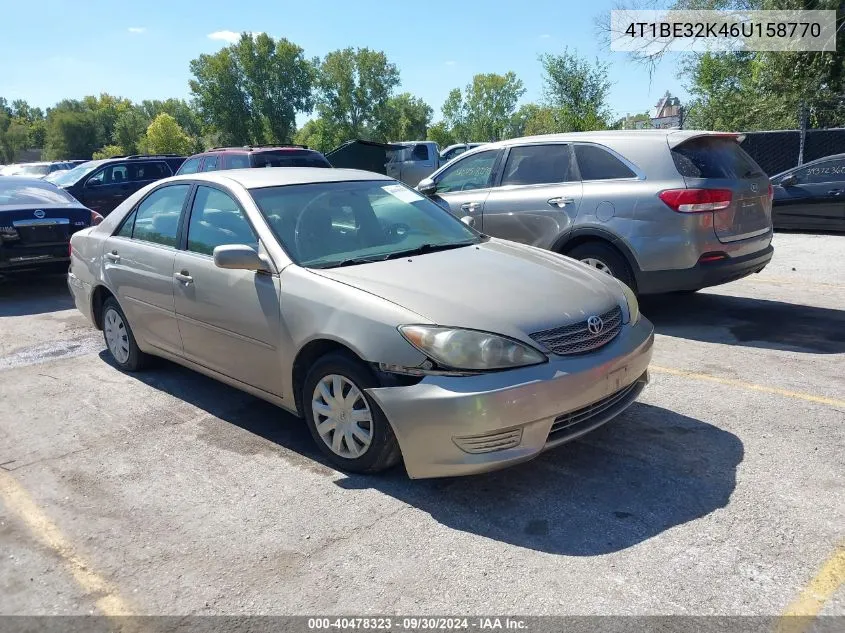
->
[566,242,636,290]
[302,353,402,474]
[101,297,148,372]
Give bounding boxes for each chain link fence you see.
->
[740,128,845,176]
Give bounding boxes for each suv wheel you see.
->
[567,242,635,290]
[303,353,402,474]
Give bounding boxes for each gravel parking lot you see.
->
[0,232,842,621]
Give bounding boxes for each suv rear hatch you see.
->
[670,134,772,243]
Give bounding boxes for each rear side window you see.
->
[501,144,575,186]
[788,158,845,184]
[132,162,170,181]
[251,150,331,168]
[574,145,636,180]
[672,137,765,180]
[178,157,202,175]
[201,156,219,172]
[226,154,250,169]
[412,144,429,161]
[131,184,191,247]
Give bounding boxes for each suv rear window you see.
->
[672,137,766,180]
[251,150,331,168]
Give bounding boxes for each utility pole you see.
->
[798,100,808,166]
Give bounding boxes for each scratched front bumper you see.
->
[366,317,654,479]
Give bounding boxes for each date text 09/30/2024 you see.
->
[307,617,528,630]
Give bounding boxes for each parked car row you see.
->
[0,160,84,178]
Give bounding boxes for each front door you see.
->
[774,157,845,230]
[173,184,283,397]
[429,149,501,228]
[480,143,582,246]
[101,183,192,355]
[81,163,132,215]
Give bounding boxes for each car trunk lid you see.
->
[0,205,91,254]
[670,135,772,243]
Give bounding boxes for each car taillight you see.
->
[767,183,773,201]
[91,211,104,226]
[658,188,733,213]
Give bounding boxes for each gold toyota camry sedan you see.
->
[68,168,654,478]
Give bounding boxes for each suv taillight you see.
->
[659,188,733,213]
[91,211,104,226]
[768,183,774,201]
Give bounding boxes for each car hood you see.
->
[309,238,624,344]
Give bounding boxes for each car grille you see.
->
[529,305,623,356]
[546,375,646,446]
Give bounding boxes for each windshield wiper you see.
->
[380,241,476,261]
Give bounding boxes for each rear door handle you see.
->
[460,202,483,212]
[548,197,575,207]
[173,271,193,284]
[105,250,120,262]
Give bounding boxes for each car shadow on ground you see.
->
[0,272,74,317]
[107,352,743,556]
[641,292,845,354]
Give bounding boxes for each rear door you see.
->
[480,143,582,246]
[427,149,502,226]
[671,136,772,243]
[101,183,192,355]
[772,157,845,230]
[129,161,171,196]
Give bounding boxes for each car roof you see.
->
[0,176,60,186]
[479,129,743,150]
[168,167,393,189]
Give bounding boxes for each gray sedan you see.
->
[67,168,654,478]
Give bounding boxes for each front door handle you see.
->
[105,250,120,262]
[548,197,575,207]
[460,202,483,213]
[173,271,193,284]
[827,189,843,195]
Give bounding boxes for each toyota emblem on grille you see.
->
[34,209,46,219]
[587,315,604,335]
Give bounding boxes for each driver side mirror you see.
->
[460,215,476,228]
[417,178,437,196]
[780,174,797,187]
[213,244,272,272]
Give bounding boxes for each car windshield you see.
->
[48,162,100,186]
[250,179,483,269]
[0,180,78,205]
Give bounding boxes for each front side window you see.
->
[412,144,429,161]
[788,158,845,184]
[87,164,129,187]
[574,145,637,180]
[201,156,219,172]
[500,144,574,186]
[435,150,498,193]
[130,184,191,247]
[250,180,482,268]
[187,186,258,255]
[178,157,202,175]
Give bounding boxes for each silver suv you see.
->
[417,130,774,294]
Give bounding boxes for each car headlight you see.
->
[398,325,547,372]
[618,281,640,324]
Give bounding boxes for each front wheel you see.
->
[566,242,636,290]
[302,353,402,474]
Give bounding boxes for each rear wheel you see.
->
[102,297,148,371]
[302,353,402,474]
[566,242,636,290]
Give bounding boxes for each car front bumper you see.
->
[366,317,654,479]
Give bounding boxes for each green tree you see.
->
[377,93,432,141]
[316,47,400,141]
[92,144,126,160]
[507,103,561,137]
[293,118,343,153]
[112,108,150,155]
[539,50,612,131]
[140,99,202,138]
[426,121,456,148]
[82,93,133,148]
[442,73,526,142]
[190,33,314,145]
[44,110,100,159]
[139,114,193,155]
[0,111,29,163]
